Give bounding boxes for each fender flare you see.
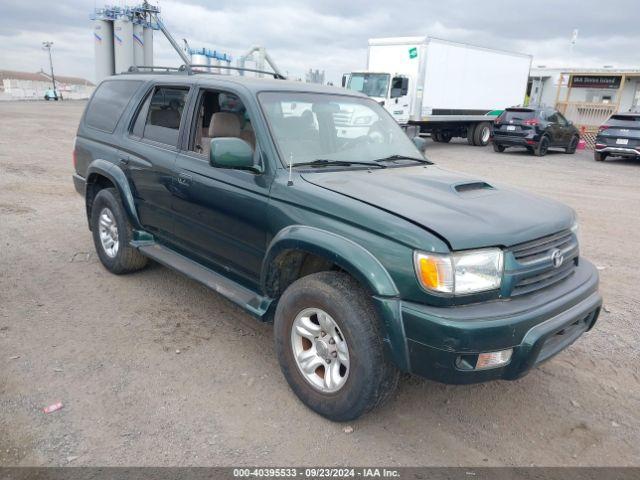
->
[261,225,399,298]
[85,159,142,230]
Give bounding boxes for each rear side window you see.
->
[131,86,189,146]
[84,80,142,133]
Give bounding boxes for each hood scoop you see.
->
[454,181,495,194]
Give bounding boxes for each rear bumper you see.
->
[72,174,86,196]
[492,134,539,147]
[376,259,601,384]
[594,145,640,157]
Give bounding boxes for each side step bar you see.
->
[136,243,272,318]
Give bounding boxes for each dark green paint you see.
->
[72,73,602,383]
[209,137,258,171]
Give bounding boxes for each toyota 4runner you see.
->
[72,69,602,421]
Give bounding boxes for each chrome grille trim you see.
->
[512,229,574,264]
[509,229,579,297]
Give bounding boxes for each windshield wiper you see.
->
[373,154,433,165]
[293,159,387,169]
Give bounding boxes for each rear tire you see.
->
[473,122,492,146]
[439,132,452,143]
[534,136,550,156]
[565,135,579,154]
[274,272,399,422]
[493,143,505,153]
[594,151,607,162]
[90,188,148,274]
[467,124,476,145]
[432,132,442,143]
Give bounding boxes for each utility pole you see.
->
[42,41,57,96]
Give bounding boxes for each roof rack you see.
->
[187,64,286,79]
[122,64,286,80]
[125,65,189,74]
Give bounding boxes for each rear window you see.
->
[502,109,536,122]
[610,115,640,122]
[84,80,143,133]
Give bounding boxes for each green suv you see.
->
[72,70,602,421]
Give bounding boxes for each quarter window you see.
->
[84,80,142,133]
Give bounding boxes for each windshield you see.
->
[259,92,424,166]
[346,73,390,98]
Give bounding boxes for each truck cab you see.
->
[343,72,411,124]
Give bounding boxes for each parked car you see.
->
[72,72,601,421]
[492,106,580,156]
[44,89,61,101]
[594,113,640,161]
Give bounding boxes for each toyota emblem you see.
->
[551,249,564,268]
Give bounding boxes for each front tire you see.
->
[90,188,148,274]
[274,272,399,421]
[565,135,579,154]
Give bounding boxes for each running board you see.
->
[136,243,272,318]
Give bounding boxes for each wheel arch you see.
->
[85,159,141,231]
[261,225,399,299]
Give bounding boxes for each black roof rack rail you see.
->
[121,64,286,80]
[186,64,286,80]
[124,65,189,74]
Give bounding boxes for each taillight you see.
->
[72,140,78,170]
[597,125,609,134]
[523,118,540,126]
[495,113,506,124]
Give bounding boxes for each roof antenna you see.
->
[287,152,294,186]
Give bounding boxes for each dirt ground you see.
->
[1,101,639,467]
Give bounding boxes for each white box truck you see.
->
[343,37,532,146]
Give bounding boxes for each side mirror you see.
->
[210,138,260,172]
[390,76,409,98]
[412,136,427,154]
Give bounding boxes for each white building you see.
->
[0,69,95,101]
[528,67,640,130]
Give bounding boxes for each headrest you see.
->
[209,112,241,137]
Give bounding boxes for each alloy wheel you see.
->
[291,308,350,393]
[98,207,119,258]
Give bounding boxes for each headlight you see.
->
[414,248,504,295]
[570,218,579,237]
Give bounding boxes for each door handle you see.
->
[177,173,192,186]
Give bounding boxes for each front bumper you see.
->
[376,259,601,384]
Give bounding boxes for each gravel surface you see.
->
[1,101,638,466]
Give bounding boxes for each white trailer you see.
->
[344,36,532,146]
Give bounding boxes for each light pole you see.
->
[42,41,57,98]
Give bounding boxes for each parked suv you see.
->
[594,113,640,161]
[72,72,601,421]
[492,106,580,156]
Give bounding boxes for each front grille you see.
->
[512,229,573,264]
[509,229,578,297]
[511,259,576,296]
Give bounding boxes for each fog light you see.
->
[476,349,513,370]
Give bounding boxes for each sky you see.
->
[1,0,639,83]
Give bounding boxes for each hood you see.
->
[301,165,574,250]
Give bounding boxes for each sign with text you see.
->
[570,75,622,89]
